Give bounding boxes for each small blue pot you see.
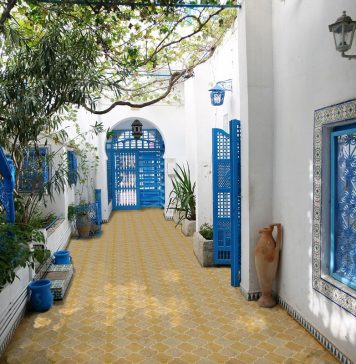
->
[28,279,53,312]
[53,250,71,265]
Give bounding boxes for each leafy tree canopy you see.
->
[0,0,236,113]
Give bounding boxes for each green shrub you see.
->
[0,224,50,292]
[199,223,213,240]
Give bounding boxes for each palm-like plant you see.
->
[168,163,196,223]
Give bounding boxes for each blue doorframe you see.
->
[230,119,241,287]
[106,129,165,210]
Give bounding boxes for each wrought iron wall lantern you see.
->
[329,11,356,60]
[209,79,232,106]
[131,119,143,139]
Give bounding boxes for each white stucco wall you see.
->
[184,21,240,229]
[271,1,356,360]
[238,0,356,361]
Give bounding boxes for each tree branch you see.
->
[0,0,17,31]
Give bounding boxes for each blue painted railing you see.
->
[0,148,15,223]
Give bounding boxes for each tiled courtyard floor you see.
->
[1,209,337,363]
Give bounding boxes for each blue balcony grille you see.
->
[19,147,49,193]
[330,124,356,290]
[67,151,78,186]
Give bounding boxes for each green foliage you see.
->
[199,223,213,240]
[0,223,50,292]
[167,162,196,223]
[68,201,90,221]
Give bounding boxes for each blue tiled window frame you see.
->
[313,99,356,317]
[330,125,356,291]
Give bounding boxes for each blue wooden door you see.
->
[139,150,165,208]
[212,128,232,265]
[212,120,241,285]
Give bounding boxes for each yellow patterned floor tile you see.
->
[1,210,338,363]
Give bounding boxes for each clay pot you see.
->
[254,224,282,308]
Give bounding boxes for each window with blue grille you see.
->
[19,147,49,193]
[330,123,356,291]
[67,151,78,187]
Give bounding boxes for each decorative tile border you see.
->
[278,297,352,364]
[313,98,356,317]
[239,286,260,301]
[239,288,351,363]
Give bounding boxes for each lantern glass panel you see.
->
[210,91,225,106]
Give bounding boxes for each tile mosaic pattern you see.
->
[1,209,337,363]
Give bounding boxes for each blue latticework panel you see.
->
[114,151,138,209]
[67,151,78,186]
[230,120,241,287]
[331,125,356,290]
[106,129,165,210]
[139,150,165,208]
[19,147,49,193]
[213,128,231,265]
[0,148,15,223]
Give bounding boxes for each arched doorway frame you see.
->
[106,119,165,210]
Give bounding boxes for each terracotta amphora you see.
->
[254,224,282,308]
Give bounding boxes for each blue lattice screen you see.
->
[331,125,356,290]
[19,147,49,193]
[213,128,231,265]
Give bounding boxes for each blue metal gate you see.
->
[212,120,241,284]
[106,129,165,210]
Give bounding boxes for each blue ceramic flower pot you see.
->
[53,250,71,265]
[28,279,53,312]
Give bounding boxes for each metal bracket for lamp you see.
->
[209,79,232,106]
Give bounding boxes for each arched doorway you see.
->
[106,128,165,210]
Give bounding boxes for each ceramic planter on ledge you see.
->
[181,219,196,236]
[193,232,213,267]
[173,210,185,225]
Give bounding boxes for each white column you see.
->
[238,0,274,297]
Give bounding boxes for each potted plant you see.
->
[68,202,91,238]
[193,223,214,267]
[167,163,196,236]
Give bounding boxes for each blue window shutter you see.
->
[67,151,78,186]
[19,147,49,192]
